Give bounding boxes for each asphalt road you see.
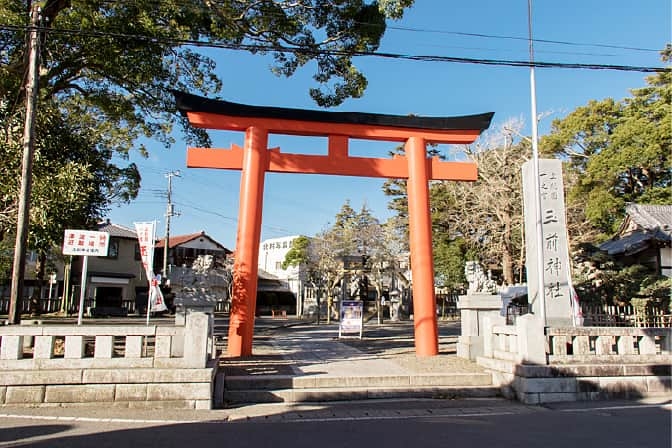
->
[1,399,670,448]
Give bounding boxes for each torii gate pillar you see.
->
[406,136,438,355]
[228,126,268,355]
[174,91,493,357]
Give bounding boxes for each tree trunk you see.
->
[30,251,47,316]
[501,214,515,285]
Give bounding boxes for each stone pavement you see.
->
[221,316,483,377]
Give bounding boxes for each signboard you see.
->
[62,229,111,325]
[339,300,363,339]
[62,230,110,256]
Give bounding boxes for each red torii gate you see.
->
[174,91,493,357]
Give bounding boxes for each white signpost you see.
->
[62,229,110,325]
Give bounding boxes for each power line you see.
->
[385,25,662,53]
[172,201,237,223]
[0,24,667,73]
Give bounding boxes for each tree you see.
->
[542,44,671,238]
[2,0,417,154]
[430,122,528,286]
[0,0,416,284]
[281,235,312,272]
[311,201,403,299]
[1,98,140,288]
[433,237,471,290]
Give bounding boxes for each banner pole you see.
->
[146,220,157,326]
[146,289,151,325]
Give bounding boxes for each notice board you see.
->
[339,300,363,339]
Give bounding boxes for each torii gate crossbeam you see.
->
[174,91,493,357]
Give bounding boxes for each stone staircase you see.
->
[213,322,500,407]
[216,370,499,406]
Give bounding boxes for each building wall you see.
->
[259,236,302,297]
[85,237,143,277]
[660,247,672,278]
[79,237,146,308]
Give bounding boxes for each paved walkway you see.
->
[218,317,486,378]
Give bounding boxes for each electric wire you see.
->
[0,23,667,73]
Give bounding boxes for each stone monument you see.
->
[522,159,576,327]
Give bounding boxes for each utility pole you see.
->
[162,170,181,280]
[8,4,42,324]
[527,0,547,326]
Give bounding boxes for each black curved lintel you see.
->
[174,91,494,132]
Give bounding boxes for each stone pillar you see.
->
[174,283,216,359]
[0,335,23,360]
[515,313,547,365]
[456,293,503,360]
[184,311,212,368]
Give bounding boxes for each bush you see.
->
[572,246,670,307]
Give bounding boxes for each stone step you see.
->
[223,384,500,405]
[217,371,498,405]
[224,372,494,390]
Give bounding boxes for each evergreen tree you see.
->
[542,44,671,238]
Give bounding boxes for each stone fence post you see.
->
[515,313,547,365]
[183,311,214,368]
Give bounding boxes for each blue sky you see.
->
[108,0,671,250]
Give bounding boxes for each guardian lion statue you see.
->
[464,261,498,294]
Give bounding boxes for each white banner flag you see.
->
[135,222,155,280]
[134,222,167,313]
[149,276,167,312]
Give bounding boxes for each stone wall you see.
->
[473,314,672,404]
[0,312,216,409]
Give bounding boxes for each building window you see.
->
[106,239,119,259]
[275,261,282,270]
[134,243,141,261]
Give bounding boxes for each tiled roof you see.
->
[155,231,204,249]
[625,204,672,231]
[155,231,231,252]
[599,230,663,256]
[600,204,672,256]
[96,221,137,239]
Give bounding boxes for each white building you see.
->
[258,235,304,304]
